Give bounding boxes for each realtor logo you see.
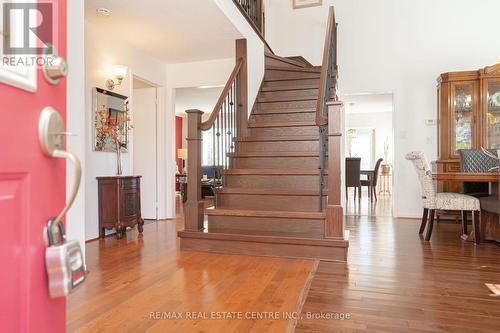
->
[2,2,53,55]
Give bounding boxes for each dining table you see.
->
[433,171,499,243]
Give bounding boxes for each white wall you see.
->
[85,22,168,239]
[67,0,86,255]
[214,0,265,115]
[266,0,500,217]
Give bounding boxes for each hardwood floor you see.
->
[67,197,315,333]
[345,189,393,217]
[296,216,500,333]
[69,198,500,332]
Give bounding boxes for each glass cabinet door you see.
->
[485,79,500,149]
[451,82,474,154]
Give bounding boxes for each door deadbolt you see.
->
[42,45,68,85]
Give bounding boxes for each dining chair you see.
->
[405,151,481,243]
[458,149,498,197]
[477,148,500,239]
[345,157,361,202]
[361,158,383,201]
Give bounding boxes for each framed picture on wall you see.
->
[293,0,322,9]
[92,87,130,152]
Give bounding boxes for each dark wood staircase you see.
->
[179,52,348,261]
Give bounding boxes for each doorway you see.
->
[133,77,159,220]
[344,92,394,217]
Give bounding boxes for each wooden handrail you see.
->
[232,0,273,54]
[315,6,336,126]
[200,59,244,131]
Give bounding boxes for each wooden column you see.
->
[236,39,249,137]
[325,101,344,238]
[184,109,204,232]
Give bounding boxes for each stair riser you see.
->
[207,215,324,238]
[239,140,320,152]
[265,71,320,81]
[265,57,304,69]
[253,112,315,122]
[259,89,318,99]
[256,100,316,109]
[263,78,320,87]
[218,194,326,212]
[232,156,323,169]
[225,174,325,190]
[250,125,318,136]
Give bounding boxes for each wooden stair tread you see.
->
[179,230,348,248]
[224,168,325,175]
[266,65,321,73]
[248,120,316,128]
[285,56,314,67]
[264,76,320,82]
[237,135,320,142]
[261,84,319,92]
[257,96,317,103]
[253,108,315,115]
[228,151,320,157]
[216,187,327,196]
[265,53,307,68]
[205,208,325,219]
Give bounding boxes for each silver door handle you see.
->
[38,107,81,224]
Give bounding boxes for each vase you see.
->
[115,140,122,176]
[381,164,391,175]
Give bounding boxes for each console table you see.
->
[97,176,144,239]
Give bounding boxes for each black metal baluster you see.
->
[229,84,234,155]
[212,124,216,207]
[226,88,232,168]
[225,93,229,168]
[235,73,239,138]
[216,110,220,170]
[234,78,238,140]
[319,126,327,211]
[226,98,229,168]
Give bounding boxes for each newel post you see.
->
[325,101,344,238]
[184,109,204,231]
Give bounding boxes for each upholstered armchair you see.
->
[405,151,481,244]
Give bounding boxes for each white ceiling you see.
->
[175,87,223,116]
[85,0,242,63]
[343,93,394,114]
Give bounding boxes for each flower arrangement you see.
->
[95,101,132,149]
[95,100,132,174]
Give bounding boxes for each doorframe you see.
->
[66,0,86,256]
[342,91,395,217]
[132,75,161,220]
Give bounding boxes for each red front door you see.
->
[0,1,68,332]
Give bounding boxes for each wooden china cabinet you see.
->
[435,63,500,193]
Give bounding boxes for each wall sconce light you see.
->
[106,65,127,90]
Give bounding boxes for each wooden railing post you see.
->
[184,109,204,231]
[325,101,344,238]
[236,39,249,137]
